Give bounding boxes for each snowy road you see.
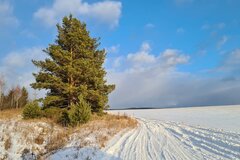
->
[104,118,240,160]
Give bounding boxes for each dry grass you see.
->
[44,131,69,153]
[76,113,138,148]
[4,137,11,150]
[39,113,137,157]
[0,108,23,119]
[90,113,137,131]
[21,117,56,125]
[0,109,138,158]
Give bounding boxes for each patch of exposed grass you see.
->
[0,108,23,119]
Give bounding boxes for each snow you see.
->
[0,118,63,160]
[48,147,120,160]
[50,118,240,160]
[110,105,240,132]
[2,105,239,159]
[103,118,240,160]
[49,105,240,160]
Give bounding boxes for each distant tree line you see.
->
[0,78,29,110]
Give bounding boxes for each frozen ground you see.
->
[50,105,240,160]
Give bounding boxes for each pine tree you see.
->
[22,101,42,119]
[31,15,115,112]
[58,110,71,127]
[19,87,28,108]
[70,95,91,125]
[6,89,14,108]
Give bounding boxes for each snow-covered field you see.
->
[50,105,240,160]
[111,105,240,132]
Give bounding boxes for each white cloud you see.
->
[0,1,18,28]
[34,0,122,28]
[125,43,189,71]
[176,27,185,34]
[0,47,46,98]
[127,43,156,67]
[200,23,228,52]
[145,23,155,29]
[160,49,189,67]
[201,23,226,30]
[20,30,37,39]
[175,0,194,5]
[3,47,45,68]
[106,45,120,54]
[217,23,226,29]
[219,49,240,73]
[112,56,123,68]
[217,35,228,49]
[201,24,210,30]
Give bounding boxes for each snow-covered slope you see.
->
[0,112,136,160]
[0,116,65,160]
[49,105,240,160]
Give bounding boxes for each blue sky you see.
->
[1,0,240,108]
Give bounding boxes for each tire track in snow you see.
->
[104,118,240,160]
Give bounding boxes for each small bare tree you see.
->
[13,86,22,108]
[0,76,5,109]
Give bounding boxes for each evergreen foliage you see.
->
[22,101,42,119]
[70,95,91,125]
[19,87,28,108]
[58,110,71,127]
[31,15,115,113]
[42,107,62,121]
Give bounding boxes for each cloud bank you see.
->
[107,43,240,108]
